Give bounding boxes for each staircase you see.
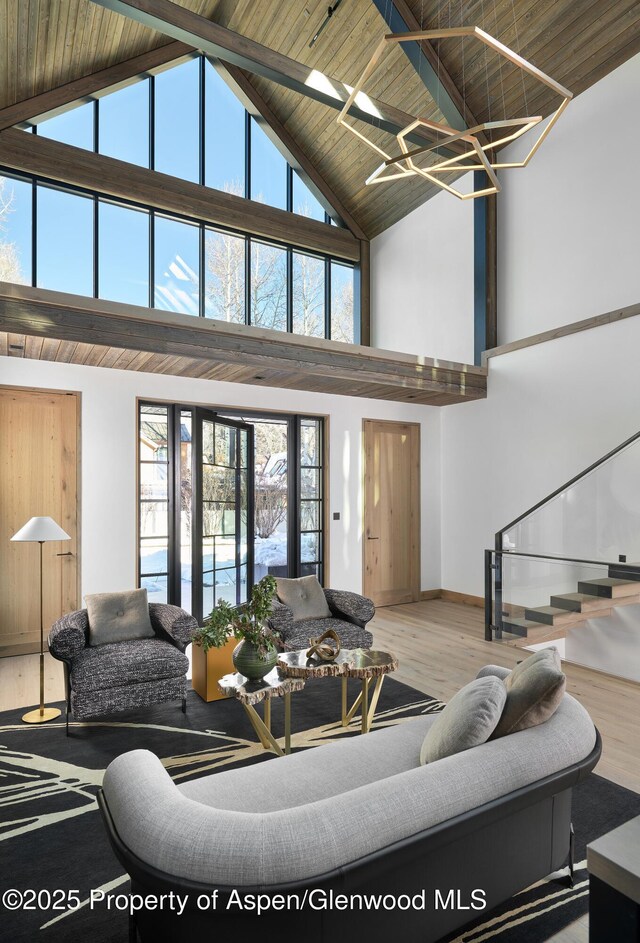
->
[503,575,640,646]
[485,427,640,652]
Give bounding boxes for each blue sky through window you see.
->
[37,102,94,149]
[205,60,245,195]
[331,261,355,344]
[154,58,200,183]
[99,201,149,306]
[250,119,287,209]
[154,214,200,315]
[99,80,150,167]
[293,174,325,222]
[30,55,335,225]
[36,186,94,295]
[0,175,32,285]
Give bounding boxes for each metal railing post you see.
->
[484,549,493,641]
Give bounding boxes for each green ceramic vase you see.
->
[232,638,277,681]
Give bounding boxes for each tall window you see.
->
[299,419,324,580]
[139,403,326,622]
[99,81,150,167]
[293,252,325,338]
[38,101,94,149]
[204,59,245,195]
[36,186,94,296]
[139,405,171,605]
[205,229,246,322]
[154,58,200,183]
[99,201,149,306]
[250,119,287,209]
[251,241,287,331]
[154,215,200,315]
[331,261,356,344]
[30,54,336,225]
[0,175,32,285]
[0,170,359,343]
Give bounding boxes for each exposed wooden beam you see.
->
[88,0,465,153]
[0,41,194,132]
[0,283,487,404]
[0,127,359,262]
[212,60,368,241]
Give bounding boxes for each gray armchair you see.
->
[268,588,375,651]
[48,603,198,734]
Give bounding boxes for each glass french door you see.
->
[193,410,254,624]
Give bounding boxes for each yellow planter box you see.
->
[192,637,238,702]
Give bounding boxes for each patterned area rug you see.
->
[1,677,638,943]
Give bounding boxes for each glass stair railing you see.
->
[484,430,640,682]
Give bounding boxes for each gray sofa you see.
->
[99,664,600,943]
[48,603,198,732]
[268,587,375,650]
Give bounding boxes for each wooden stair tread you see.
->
[550,592,613,612]
[523,605,597,627]
[578,578,640,598]
[501,617,544,636]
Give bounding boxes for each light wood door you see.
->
[0,388,79,656]
[363,419,420,607]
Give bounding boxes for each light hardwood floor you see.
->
[2,598,637,943]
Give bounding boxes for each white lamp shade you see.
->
[11,516,71,542]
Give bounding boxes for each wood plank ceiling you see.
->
[2,0,640,238]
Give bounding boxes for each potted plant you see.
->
[193,575,280,687]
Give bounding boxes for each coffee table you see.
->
[277,648,398,734]
[218,668,305,756]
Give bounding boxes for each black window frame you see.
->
[0,166,359,344]
[138,402,327,624]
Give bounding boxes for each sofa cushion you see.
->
[420,676,507,764]
[492,647,566,739]
[85,588,154,646]
[70,638,189,693]
[180,712,437,811]
[283,617,373,651]
[276,575,331,622]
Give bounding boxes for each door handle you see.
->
[56,552,74,557]
[367,536,380,540]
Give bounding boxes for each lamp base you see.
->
[22,707,62,724]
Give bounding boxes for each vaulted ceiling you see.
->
[1,0,640,238]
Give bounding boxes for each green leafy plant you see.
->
[194,574,280,656]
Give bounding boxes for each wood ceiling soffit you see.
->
[0,283,487,405]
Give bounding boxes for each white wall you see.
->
[0,358,441,599]
[440,314,640,597]
[498,51,640,344]
[371,173,475,365]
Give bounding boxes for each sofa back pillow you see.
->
[491,647,566,739]
[275,575,331,622]
[86,588,154,646]
[420,675,507,765]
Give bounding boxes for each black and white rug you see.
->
[1,677,639,943]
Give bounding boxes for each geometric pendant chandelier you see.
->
[337,27,573,200]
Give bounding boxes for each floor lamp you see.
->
[11,516,71,724]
